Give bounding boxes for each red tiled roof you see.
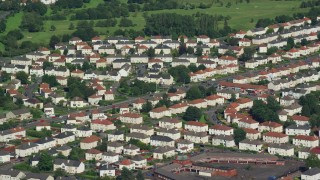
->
[10,127,25,133]
[86,148,102,154]
[186,121,207,127]
[260,121,282,128]
[243,128,259,134]
[81,135,101,143]
[292,115,309,121]
[120,159,132,165]
[121,113,142,118]
[189,99,206,104]
[294,135,318,141]
[134,98,146,104]
[91,119,113,126]
[310,147,320,154]
[236,98,252,104]
[210,124,232,131]
[219,81,267,90]
[263,132,287,138]
[169,103,188,109]
[151,106,168,113]
[206,94,223,100]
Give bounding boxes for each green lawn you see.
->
[0,0,310,52]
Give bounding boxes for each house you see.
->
[24,173,54,180]
[238,118,259,129]
[0,169,26,180]
[35,120,51,131]
[69,97,88,108]
[150,135,175,147]
[88,94,103,105]
[80,135,101,149]
[119,159,135,170]
[132,98,146,110]
[107,130,124,142]
[126,132,150,144]
[258,121,283,133]
[90,119,116,132]
[212,135,236,147]
[130,124,154,136]
[156,128,181,140]
[205,94,225,106]
[185,121,208,133]
[286,124,311,136]
[169,102,188,115]
[24,98,43,109]
[301,167,320,180]
[293,135,319,148]
[100,164,115,177]
[6,108,32,120]
[43,103,55,117]
[107,142,124,154]
[0,151,10,163]
[0,127,26,142]
[239,139,263,152]
[268,144,294,157]
[243,128,261,140]
[85,149,102,161]
[55,132,75,145]
[15,142,39,157]
[123,144,140,156]
[56,145,72,157]
[153,146,176,160]
[53,159,85,174]
[159,118,182,129]
[36,137,56,151]
[209,124,233,136]
[102,152,119,163]
[177,139,194,153]
[150,106,171,119]
[119,113,143,124]
[132,155,147,169]
[262,132,289,144]
[292,115,310,126]
[184,131,209,144]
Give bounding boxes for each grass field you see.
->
[0,0,310,51]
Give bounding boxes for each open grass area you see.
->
[0,0,310,52]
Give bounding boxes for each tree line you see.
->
[144,13,232,38]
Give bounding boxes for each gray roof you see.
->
[124,144,139,150]
[17,142,38,150]
[151,135,174,142]
[286,124,310,130]
[130,124,153,131]
[100,164,115,170]
[57,145,71,151]
[55,132,74,139]
[302,167,320,176]
[132,155,146,161]
[0,169,24,177]
[154,146,175,153]
[108,141,124,148]
[240,139,263,145]
[127,132,149,139]
[212,135,234,141]
[268,143,294,150]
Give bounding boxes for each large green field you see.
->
[0,0,310,51]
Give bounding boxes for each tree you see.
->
[54,168,67,178]
[230,93,237,102]
[50,25,56,31]
[136,170,145,180]
[198,64,206,71]
[49,35,60,49]
[141,101,152,113]
[167,86,177,93]
[285,37,295,51]
[20,12,43,32]
[239,47,255,62]
[306,154,320,168]
[24,1,47,16]
[186,86,203,100]
[234,128,246,145]
[188,64,198,73]
[37,152,53,171]
[206,85,216,96]
[118,167,134,180]
[69,23,75,30]
[195,47,203,56]
[69,147,85,160]
[0,71,10,82]
[42,74,59,87]
[183,106,202,121]
[266,96,280,112]
[168,65,190,84]
[0,20,6,33]
[16,71,28,84]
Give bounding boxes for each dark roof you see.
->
[0,169,23,177]
[303,167,320,176]
[151,135,174,142]
[55,132,74,139]
[132,155,146,161]
[17,142,38,150]
[25,172,53,180]
[154,146,175,153]
[100,164,115,170]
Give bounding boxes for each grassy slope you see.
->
[0,0,309,51]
